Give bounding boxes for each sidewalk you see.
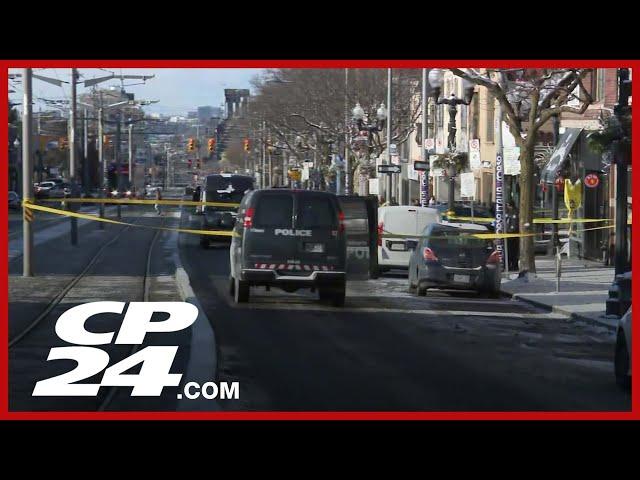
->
[500,256,618,330]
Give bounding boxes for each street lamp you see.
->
[350,103,386,195]
[428,69,477,214]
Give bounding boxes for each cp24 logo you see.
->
[33,301,197,397]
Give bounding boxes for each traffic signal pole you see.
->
[115,113,122,219]
[22,68,34,277]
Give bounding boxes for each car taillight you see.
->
[487,250,501,264]
[243,207,254,228]
[377,222,384,246]
[423,247,438,261]
[338,210,345,233]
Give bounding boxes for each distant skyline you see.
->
[8,68,265,116]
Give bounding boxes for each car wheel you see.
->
[200,236,209,249]
[331,284,346,307]
[615,332,631,391]
[417,286,427,297]
[234,277,250,303]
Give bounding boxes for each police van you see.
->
[199,173,255,248]
[229,189,347,306]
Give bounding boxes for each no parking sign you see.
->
[584,173,599,188]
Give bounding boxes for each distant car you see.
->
[615,307,631,391]
[35,181,56,198]
[47,183,71,199]
[408,222,501,297]
[377,206,441,273]
[199,174,254,248]
[9,191,20,210]
[109,189,134,199]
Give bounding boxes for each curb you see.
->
[501,289,617,331]
[172,209,220,411]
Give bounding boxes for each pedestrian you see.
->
[155,187,163,216]
[429,196,436,206]
[506,200,519,271]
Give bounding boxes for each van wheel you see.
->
[200,236,209,249]
[234,277,249,303]
[330,284,346,307]
[417,286,427,297]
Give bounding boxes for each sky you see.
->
[8,68,265,116]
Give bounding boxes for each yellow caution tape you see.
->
[533,218,612,224]
[37,198,240,208]
[23,201,236,237]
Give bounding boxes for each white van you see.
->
[377,206,441,272]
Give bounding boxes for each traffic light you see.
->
[243,138,250,152]
[59,137,68,150]
[208,138,216,153]
[187,138,195,151]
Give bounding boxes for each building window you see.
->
[486,93,494,143]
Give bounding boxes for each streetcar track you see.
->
[97,216,164,411]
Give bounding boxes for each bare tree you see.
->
[244,69,422,192]
[450,68,594,274]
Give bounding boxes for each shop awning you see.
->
[540,128,583,184]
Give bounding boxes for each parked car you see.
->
[9,191,20,210]
[436,203,495,231]
[229,189,347,306]
[377,206,441,273]
[615,307,631,391]
[408,222,501,297]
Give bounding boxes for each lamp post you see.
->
[351,102,387,197]
[428,69,476,214]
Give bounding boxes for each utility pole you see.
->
[22,68,34,277]
[344,68,350,196]
[115,112,122,219]
[128,123,134,185]
[98,106,105,229]
[69,68,78,246]
[83,108,89,195]
[420,68,429,207]
[386,68,393,202]
[261,120,266,189]
[551,114,560,251]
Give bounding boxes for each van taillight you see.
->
[243,207,254,228]
[423,247,438,261]
[377,222,384,246]
[487,250,501,264]
[338,210,345,233]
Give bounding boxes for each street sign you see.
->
[413,160,429,171]
[460,172,475,199]
[389,143,398,156]
[377,164,401,174]
[584,173,599,188]
[469,138,481,170]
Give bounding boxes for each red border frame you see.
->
[2,59,637,420]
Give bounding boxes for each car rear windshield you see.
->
[254,194,293,228]
[429,228,491,248]
[296,195,336,228]
[205,176,253,203]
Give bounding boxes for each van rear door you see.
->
[293,193,342,271]
[245,192,296,267]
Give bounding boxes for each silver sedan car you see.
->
[615,307,631,390]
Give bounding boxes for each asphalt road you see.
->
[9,207,189,411]
[178,208,631,412]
